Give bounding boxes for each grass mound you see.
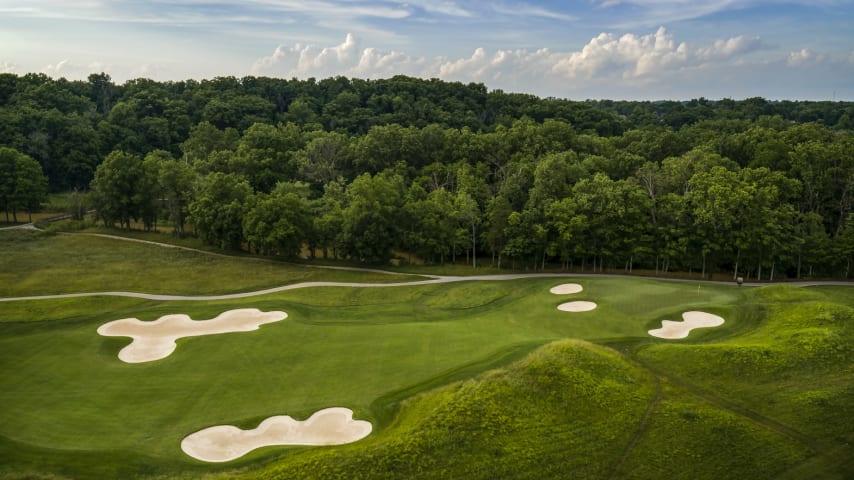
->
[248,340,656,479]
[637,286,854,478]
[618,385,811,480]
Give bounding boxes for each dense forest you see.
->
[2,72,854,279]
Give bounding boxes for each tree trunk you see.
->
[472,225,477,269]
[702,253,706,278]
[770,262,775,282]
[497,253,501,270]
[757,262,762,282]
[733,248,740,281]
[797,251,802,279]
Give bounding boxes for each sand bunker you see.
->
[549,283,584,295]
[648,311,725,339]
[181,407,372,462]
[557,301,597,312]
[97,308,287,363]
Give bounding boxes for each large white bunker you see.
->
[181,408,373,462]
[648,311,725,339]
[97,308,287,363]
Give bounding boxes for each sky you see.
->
[1,1,853,100]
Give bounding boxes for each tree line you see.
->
[1,72,854,279]
[2,71,852,192]
[88,115,854,280]
[0,146,48,223]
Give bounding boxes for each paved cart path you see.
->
[2,230,852,303]
[2,272,852,303]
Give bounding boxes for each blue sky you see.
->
[1,1,852,100]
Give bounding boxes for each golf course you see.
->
[1,227,852,479]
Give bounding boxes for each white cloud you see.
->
[1,61,17,73]
[390,0,472,17]
[41,59,74,76]
[252,33,366,78]
[552,27,691,79]
[492,3,577,21]
[436,47,556,84]
[596,0,743,26]
[697,35,761,61]
[40,59,120,80]
[1,1,411,27]
[787,48,825,66]
[252,0,411,20]
[595,0,845,27]
[130,63,169,79]
[350,48,429,77]
[251,27,764,92]
[549,27,763,81]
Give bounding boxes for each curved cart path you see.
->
[1,273,852,303]
[1,230,851,302]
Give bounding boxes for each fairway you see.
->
[1,232,852,479]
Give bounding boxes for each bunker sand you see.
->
[557,301,598,312]
[549,283,584,295]
[97,308,287,363]
[181,407,372,462]
[648,311,725,339]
